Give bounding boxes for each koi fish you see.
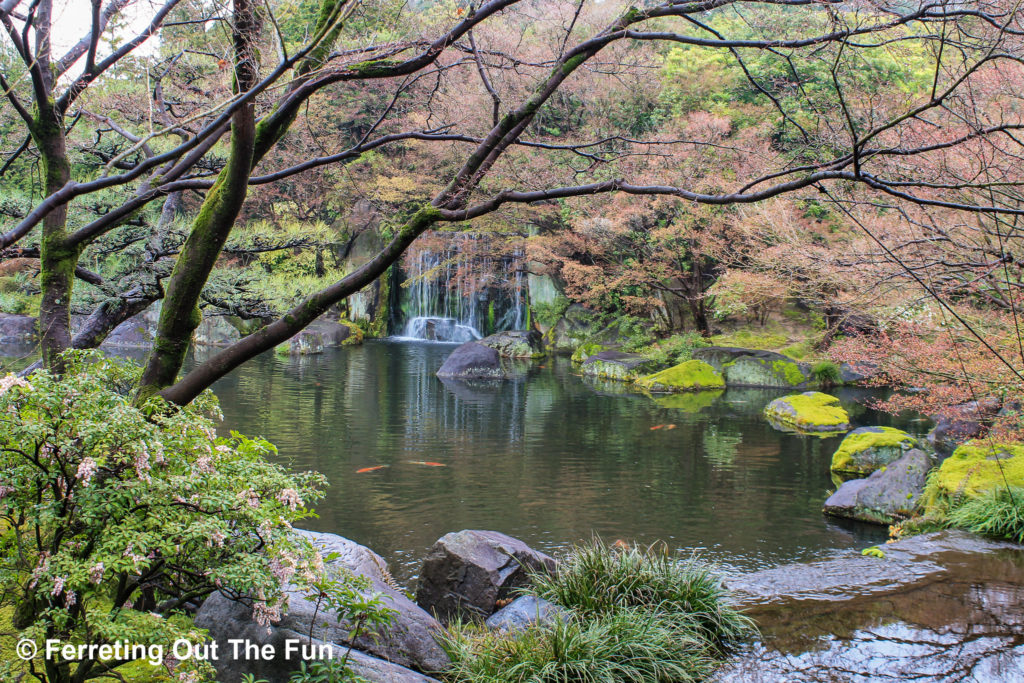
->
[650,425,664,430]
[356,465,389,473]
[407,461,447,467]
[666,424,677,430]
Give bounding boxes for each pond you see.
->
[206,339,909,582]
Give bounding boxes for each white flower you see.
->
[89,562,105,584]
[0,485,14,499]
[277,488,303,511]
[196,455,215,474]
[0,374,31,395]
[51,576,66,598]
[76,458,98,485]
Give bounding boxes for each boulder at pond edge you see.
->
[923,440,1024,510]
[824,448,932,525]
[635,359,725,393]
[416,529,556,623]
[831,426,918,477]
[479,330,546,358]
[436,342,507,380]
[693,346,813,388]
[194,529,449,680]
[580,350,660,382]
[764,391,851,434]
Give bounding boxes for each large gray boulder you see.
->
[824,449,932,525]
[306,316,358,346]
[692,346,813,388]
[436,342,506,380]
[580,350,660,382]
[485,595,566,633]
[195,530,449,677]
[191,616,438,683]
[0,313,36,343]
[101,314,156,347]
[416,530,556,623]
[479,330,545,358]
[927,400,997,456]
[194,315,242,346]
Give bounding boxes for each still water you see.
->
[207,340,910,583]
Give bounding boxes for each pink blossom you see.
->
[76,458,98,485]
[89,562,105,584]
[0,374,31,395]
[277,488,303,511]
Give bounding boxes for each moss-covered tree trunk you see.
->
[33,94,78,370]
[136,0,260,396]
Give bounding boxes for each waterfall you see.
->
[393,235,526,342]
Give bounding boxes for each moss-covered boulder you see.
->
[824,449,933,525]
[764,392,851,434]
[571,342,607,364]
[480,330,545,358]
[635,360,725,393]
[580,350,660,382]
[692,347,813,388]
[923,441,1024,507]
[830,426,918,477]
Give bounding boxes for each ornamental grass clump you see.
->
[946,486,1024,543]
[441,540,753,682]
[529,540,753,645]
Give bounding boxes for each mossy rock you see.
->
[340,320,365,346]
[653,390,724,413]
[480,330,545,358]
[831,426,918,477]
[635,360,725,392]
[571,342,607,364]
[580,350,660,382]
[764,391,851,434]
[923,440,1024,509]
[693,347,813,388]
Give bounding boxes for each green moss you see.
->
[923,441,1024,510]
[764,391,850,433]
[831,427,917,476]
[572,343,606,363]
[635,360,725,393]
[710,330,788,350]
[772,359,807,386]
[653,390,724,413]
[339,319,365,345]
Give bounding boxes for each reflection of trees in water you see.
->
[720,553,1024,682]
[703,424,743,467]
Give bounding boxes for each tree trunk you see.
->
[34,105,78,369]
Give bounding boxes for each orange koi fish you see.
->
[356,465,389,473]
[407,461,447,467]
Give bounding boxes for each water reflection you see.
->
[208,340,914,582]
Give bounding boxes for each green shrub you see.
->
[636,333,710,366]
[441,607,715,683]
[532,296,570,328]
[811,360,843,386]
[529,540,752,645]
[946,486,1024,543]
[0,352,388,683]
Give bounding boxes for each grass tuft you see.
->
[528,540,753,645]
[946,486,1024,543]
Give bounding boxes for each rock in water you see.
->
[416,530,556,622]
[824,449,932,524]
[693,346,813,388]
[0,313,37,343]
[764,391,850,434]
[580,350,660,382]
[436,342,507,380]
[830,426,918,477]
[195,530,449,679]
[635,359,725,392]
[479,330,546,358]
[485,595,567,633]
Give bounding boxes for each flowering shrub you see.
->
[0,352,330,682]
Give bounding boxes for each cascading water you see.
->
[393,234,527,342]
